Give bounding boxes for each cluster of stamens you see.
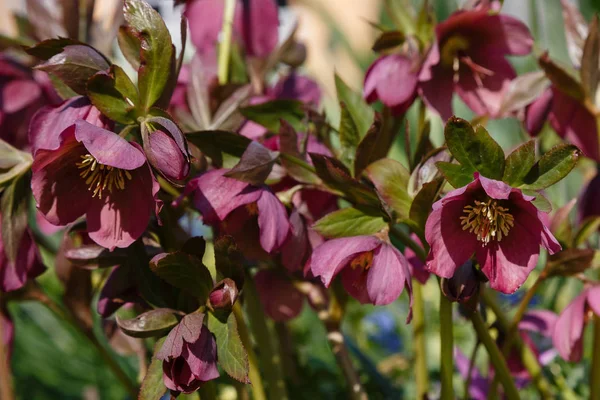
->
[441,34,494,85]
[460,199,514,246]
[350,251,374,271]
[76,154,132,199]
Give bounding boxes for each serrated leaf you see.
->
[435,161,474,188]
[538,52,586,102]
[521,144,581,190]
[213,236,245,290]
[573,216,600,247]
[186,130,251,167]
[88,65,140,124]
[207,312,250,383]
[503,140,536,186]
[313,207,387,238]
[25,37,89,60]
[150,252,214,301]
[0,139,33,188]
[225,141,279,185]
[117,309,180,338]
[1,173,29,262]
[117,26,141,70]
[139,337,167,400]
[124,0,174,111]
[339,102,360,169]
[335,74,374,138]
[522,189,552,213]
[366,158,412,220]
[239,99,305,133]
[409,176,443,232]
[444,117,505,180]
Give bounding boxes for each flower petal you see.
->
[364,54,418,113]
[367,244,412,309]
[525,88,553,136]
[256,190,290,253]
[186,325,220,381]
[418,64,454,121]
[254,269,304,321]
[586,286,600,317]
[553,290,587,362]
[519,310,558,337]
[478,174,513,200]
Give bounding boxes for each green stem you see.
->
[233,303,266,400]
[592,316,600,399]
[470,311,520,400]
[439,294,454,400]
[412,282,428,399]
[279,153,317,174]
[244,276,289,400]
[217,0,236,85]
[197,380,218,400]
[389,225,428,261]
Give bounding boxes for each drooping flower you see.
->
[0,214,45,292]
[254,269,304,321]
[425,173,561,294]
[180,169,290,254]
[31,120,161,250]
[141,117,190,183]
[307,235,413,316]
[156,313,219,394]
[440,260,480,303]
[552,285,600,362]
[418,6,533,120]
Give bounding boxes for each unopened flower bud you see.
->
[208,278,238,312]
[441,260,479,303]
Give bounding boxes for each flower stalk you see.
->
[412,282,428,399]
[218,0,236,84]
[439,293,454,400]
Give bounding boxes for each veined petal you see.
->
[553,290,587,362]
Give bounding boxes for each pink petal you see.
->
[363,54,418,114]
[0,227,45,292]
[271,73,321,106]
[525,88,553,136]
[254,269,304,321]
[519,310,558,337]
[186,325,220,381]
[366,244,412,309]
[237,0,279,58]
[478,174,512,200]
[586,286,600,317]
[418,64,454,121]
[2,79,41,113]
[553,290,587,362]
[469,14,534,56]
[280,209,309,272]
[256,190,290,253]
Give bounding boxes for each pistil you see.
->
[460,199,514,246]
[76,154,132,199]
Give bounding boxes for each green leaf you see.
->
[213,236,245,290]
[581,15,600,98]
[139,337,167,400]
[502,140,536,186]
[207,312,250,383]
[339,102,360,169]
[573,216,600,247]
[225,141,279,186]
[124,0,174,111]
[444,117,505,179]
[538,52,586,102]
[521,144,581,190]
[239,99,305,133]
[150,252,214,302]
[278,120,320,184]
[25,38,91,60]
[313,207,387,238]
[116,308,180,338]
[409,176,443,232]
[354,116,398,177]
[186,130,251,167]
[335,74,374,138]
[1,173,30,262]
[87,65,140,124]
[0,139,32,188]
[435,161,474,188]
[546,248,596,278]
[366,158,412,220]
[117,26,141,70]
[522,189,552,213]
[371,31,405,52]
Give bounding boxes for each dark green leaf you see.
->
[181,236,207,260]
[87,65,140,124]
[139,337,167,400]
[409,176,443,232]
[573,216,600,247]
[213,236,245,290]
[444,117,505,179]
[25,37,88,60]
[0,139,33,188]
[1,173,30,262]
[339,102,360,169]
[371,31,405,52]
[313,207,387,238]
[207,312,250,383]
[366,158,412,220]
[435,161,474,188]
[116,308,180,338]
[538,52,586,102]
[150,252,214,301]
[117,26,141,70]
[239,99,305,133]
[502,140,536,186]
[522,144,581,190]
[225,141,279,185]
[186,130,251,167]
[124,0,174,111]
[580,15,600,98]
[278,120,320,184]
[546,248,596,278]
[354,115,398,177]
[335,74,374,138]
[522,189,552,213]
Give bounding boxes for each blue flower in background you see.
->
[364,310,402,353]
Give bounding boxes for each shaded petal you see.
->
[579,172,600,222]
[519,310,558,337]
[553,290,587,362]
[366,243,412,307]
[237,0,279,58]
[341,265,371,304]
[525,88,553,136]
[97,264,139,318]
[511,193,561,255]
[280,209,309,272]
[469,14,534,56]
[363,54,418,114]
[418,64,454,121]
[271,73,321,106]
[404,234,430,284]
[586,286,600,317]
[186,325,220,381]
[0,227,45,292]
[256,190,290,253]
[254,269,304,321]
[146,129,190,181]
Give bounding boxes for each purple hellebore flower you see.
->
[280,209,310,272]
[180,169,291,253]
[254,269,304,321]
[307,235,413,316]
[425,173,561,294]
[142,118,191,183]
[363,54,419,115]
[553,285,600,362]
[404,234,430,285]
[97,264,142,318]
[579,170,600,222]
[156,313,219,394]
[418,6,533,120]
[31,120,162,250]
[0,215,45,292]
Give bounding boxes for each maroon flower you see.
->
[425,173,561,294]
[363,54,418,115]
[156,313,219,394]
[580,170,600,222]
[0,215,45,292]
[552,286,600,362]
[180,169,290,254]
[418,6,533,120]
[141,117,190,183]
[307,235,413,315]
[254,269,304,321]
[31,120,161,250]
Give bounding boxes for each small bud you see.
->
[281,42,307,68]
[208,278,238,313]
[441,260,480,304]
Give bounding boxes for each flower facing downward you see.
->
[307,236,412,320]
[425,173,561,294]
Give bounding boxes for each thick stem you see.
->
[232,303,267,400]
[412,282,428,398]
[470,311,520,400]
[0,313,14,400]
[591,316,600,399]
[217,0,236,84]
[439,294,454,400]
[275,322,300,384]
[463,341,480,400]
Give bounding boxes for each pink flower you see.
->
[31,120,161,250]
[404,234,430,284]
[425,173,561,294]
[580,170,600,222]
[254,269,304,321]
[156,313,219,394]
[553,286,600,362]
[180,169,290,254]
[418,7,533,120]
[307,235,413,315]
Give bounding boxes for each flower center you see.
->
[350,251,374,270]
[460,199,514,246]
[76,154,132,199]
[441,35,470,68]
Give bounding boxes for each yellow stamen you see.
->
[441,35,470,68]
[350,251,374,271]
[460,199,514,246]
[76,154,132,199]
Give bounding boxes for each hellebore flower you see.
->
[255,269,304,321]
[156,313,219,394]
[208,278,239,313]
[418,6,533,120]
[180,169,290,253]
[307,235,413,315]
[440,260,480,303]
[0,215,45,292]
[404,234,430,284]
[363,54,418,115]
[552,286,600,362]
[580,170,600,222]
[31,120,161,250]
[425,173,561,294]
[97,264,142,318]
[141,117,191,183]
